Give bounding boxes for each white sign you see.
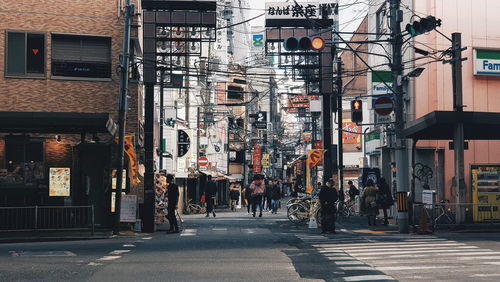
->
[120,195,137,223]
[422,190,435,205]
[265,2,337,19]
[49,168,71,197]
[474,49,500,76]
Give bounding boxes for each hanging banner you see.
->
[305,149,325,194]
[253,144,262,174]
[49,168,71,197]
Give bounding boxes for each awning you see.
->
[403,111,500,140]
[225,174,244,182]
[0,112,117,135]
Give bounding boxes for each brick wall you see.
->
[45,139,72,168]
[0,0,140,136]
[341,16,368,97]
[0,139,4,169]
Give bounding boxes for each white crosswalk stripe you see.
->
[298,233,500,281]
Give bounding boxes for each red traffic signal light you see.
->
[351,99,363,123]
[283,36,324,52]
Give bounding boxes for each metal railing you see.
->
[0,205,94,234]
[412,203,500,231]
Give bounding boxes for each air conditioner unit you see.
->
[172,56,185,67]
[202,28,215,39]
[172,42,185,54]
[156,41,169,53]
[189,27,199,38]
[172,27,185,39]
[156,27,170,38]
[188,42,201,53]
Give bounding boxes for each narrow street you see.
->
[1,207,500,282]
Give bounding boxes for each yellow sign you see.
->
[306,150,325,194]
[115,136,141,184]
[262,153,270,168]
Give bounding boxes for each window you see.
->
[5,31,45,76]
[51,34,111,79]
[227,85,243,100]
[5,136,44,172]
[376,5,387,38]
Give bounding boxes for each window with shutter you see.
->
[51,34,111,79]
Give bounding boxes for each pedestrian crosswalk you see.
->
[297,233,500,281]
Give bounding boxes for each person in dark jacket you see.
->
[270,180,281,214]
[377,177,394,225]
[229,184,240,211]
[205,175,218,218]
[319,179,338,233]
[166,174,179,233]
[244,180,253,214]
[348,180,359,202]
[264,179,273,211]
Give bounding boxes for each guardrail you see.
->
[412,203,500,231]
[0,206,94,234]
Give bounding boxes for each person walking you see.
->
[348,180,359,202]
[319,179,338,234]
[250,175,265,217]
[377,177,394,225]
[166,174,179,233]
[270,179,281,214]
[229,184,240,211]
[244,180,253,214]
[205,175,217,218]
[362,179,379,226]
[265,179,273,212]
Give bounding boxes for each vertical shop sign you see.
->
[253,144,262,173]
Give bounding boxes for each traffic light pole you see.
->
[390,0,409,233]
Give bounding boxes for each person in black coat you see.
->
[377,177,394,225]
[166,174,179,233]
[270,180,281,214]
[319,179,338,234]
[244,180,253,214]
[205,175,218,218]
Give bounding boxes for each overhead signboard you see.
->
[474,49,500,76]
[253,111,267,129]
[265,2,338,19]
[177,130,190,157]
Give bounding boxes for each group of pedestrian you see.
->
[361,177,394,226]
[241,175,282,217]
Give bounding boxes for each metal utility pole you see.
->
[159,70,165,171]
[336,59,344,194]
[390,0,409,233]
[113,0,134,235]
[451,33,466,223]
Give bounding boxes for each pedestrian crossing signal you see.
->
[351,100,363,123]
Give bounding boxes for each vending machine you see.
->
[471,164,500,222]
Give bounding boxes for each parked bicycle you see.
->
[287,196,321,225]
[336,200,356,217]
[183,199,206,215]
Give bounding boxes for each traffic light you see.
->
[283,36,325,51]
[351,99,363,124]
[406,16,441,37]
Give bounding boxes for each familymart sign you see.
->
[474,49,500,76]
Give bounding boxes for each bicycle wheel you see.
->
[287,203,309,225]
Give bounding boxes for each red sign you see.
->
[313,140,323,149]
[252,144,262,173]
[287,95,319,113]
[374,97,394,116]
[198,156,209,166]
[342,121,361,144]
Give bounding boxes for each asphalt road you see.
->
[1,207,500,282]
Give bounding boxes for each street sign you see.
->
[253,111,267,129]
[374,97,394,116]
[198,156,209,166]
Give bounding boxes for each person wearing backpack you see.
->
[250,175,265,217]
[377,177,394,225]
[229,184,240,211]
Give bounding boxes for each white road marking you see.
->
[331,245,478,253]
[10,251,76,257]
[346,248,479,256]
[377,265,452,271]
[471,273,500,277]
[97,256,121,261]
[343,274,396,281]
[212,228,227,231]
[314,241,460,249]
[109,250,131,255]
[87,262,103,266]
[122,244,136,248]
[142,237,152,240]
[339,266,376,271]
[483,262,500,265]
[457,256,500,260]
